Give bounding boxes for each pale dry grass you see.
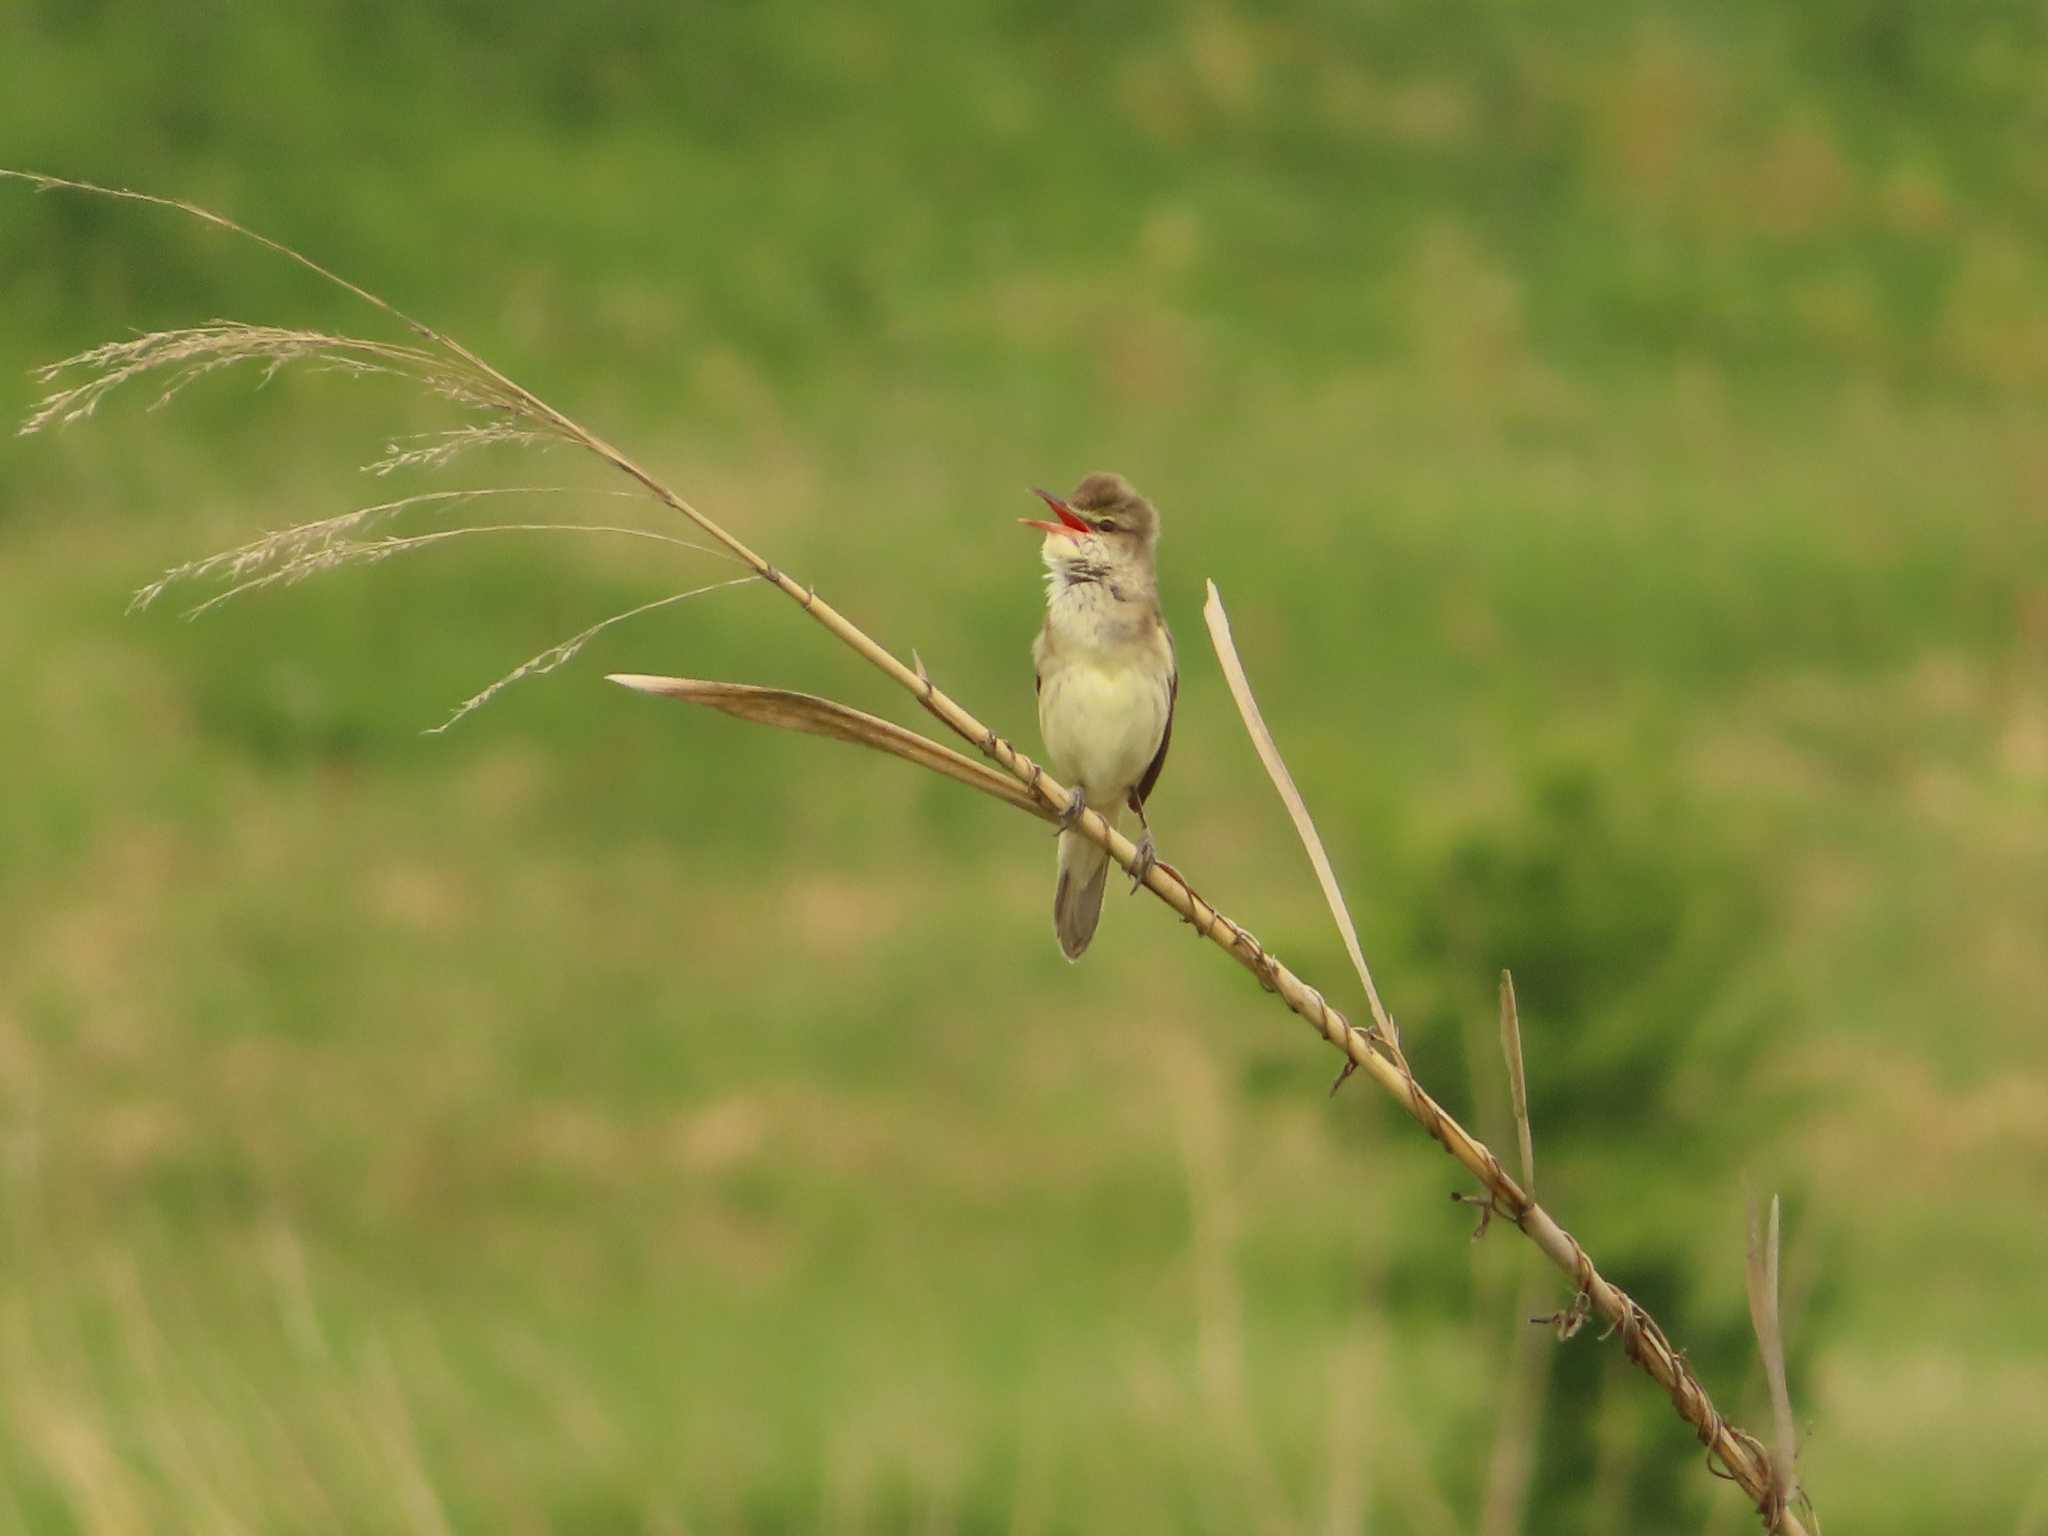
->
[128,487,723,611]
[39,320,759,724]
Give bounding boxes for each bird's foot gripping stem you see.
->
[1126,831,1157,892]
[1055,790,1088,835]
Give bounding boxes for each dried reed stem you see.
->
[7,169,1806,1533]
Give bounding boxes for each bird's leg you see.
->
[1126,792,1158,892]
[1055,784,1088,834]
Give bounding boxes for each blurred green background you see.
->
[3,2,2044,1531]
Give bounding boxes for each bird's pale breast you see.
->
[1037,641,1172,806]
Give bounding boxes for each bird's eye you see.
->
[1095,519,1118,533]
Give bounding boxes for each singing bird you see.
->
[1021,473,1177,960]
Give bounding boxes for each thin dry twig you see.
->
[428,579,757,735]
[1500,970,1535,1196]
[7,168,1809,1535]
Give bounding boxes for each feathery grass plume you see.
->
[182,525,729,621]
[24,323,401,433]
[7,168,1812,1534]
[9,170,741,723]
[131,488,736,615]
[22,321,545,440]
[365,421,551,476]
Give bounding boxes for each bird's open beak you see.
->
[1019,486,1092,538]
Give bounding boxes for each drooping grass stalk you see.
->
[5,168,1808,1533]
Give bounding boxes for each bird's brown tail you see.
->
[1053,822,1113,961]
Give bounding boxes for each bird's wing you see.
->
[1131,626,1176,811]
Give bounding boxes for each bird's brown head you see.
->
[1020,473,1161,575]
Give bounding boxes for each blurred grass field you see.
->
[3,3,2045,1531]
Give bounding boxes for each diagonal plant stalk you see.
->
[6,169,1806,1532]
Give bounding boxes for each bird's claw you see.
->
[1127,832,1157,892]
[1055,792,1087,834]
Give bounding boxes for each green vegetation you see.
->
[3,3,2044,1529]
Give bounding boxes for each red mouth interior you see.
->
[1027,487,1091,534]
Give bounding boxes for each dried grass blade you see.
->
[1202,580,1394,1043]
[1745,1193,1800,1516]
[607,676,1054,821]
[1499,970,1534,1195]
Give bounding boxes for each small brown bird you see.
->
[1020,473,1177,960]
